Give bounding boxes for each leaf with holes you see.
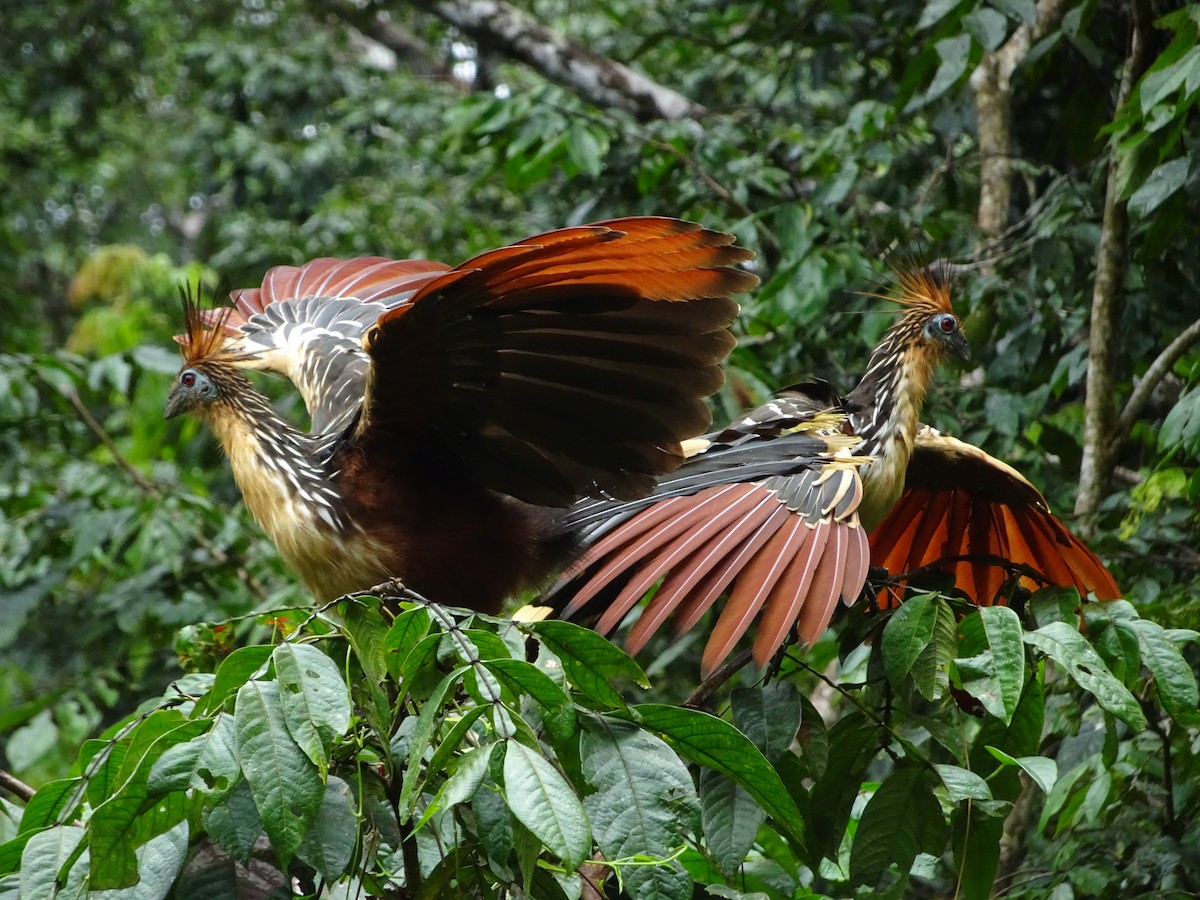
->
[1023,623,1147,730]
[273,643,352,774]
[233,680,324,868]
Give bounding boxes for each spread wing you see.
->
[550,401,871,676]
[352,217,756,507]
[869,426,1121,605]
[190,257,452,435]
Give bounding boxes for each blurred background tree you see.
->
[2,0,1199,896]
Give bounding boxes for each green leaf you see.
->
[1128,157,1190,218]
[232,680,324,868]
[809,713,880,861]
[202,779,262,864]
[1029,587,1081,629]
[297,776,357,884]
[93,821,189,900]
[17,778,83,834]
[88,717,207,890]
[881,592,938,690]
[341,597,391,688]
[989,0,1038,25]
[984,748,1057,794]
[425,705,491,782]
[1023,622,1148,730]
[485,657,576,741]
[730,681,802,762]
[933,764,993,804]
[397,666,468,819]
[147,714,239,799]
[419,744,495,830]
[1127,619,1200,724]
[963,8,1009,51]
[700,769,765,881]
[272,642,353,773]
[911,596,957,701]
[926,35,972,102]
[917,0,965,29]
[196,646,272,716]
[530,620,648,708]
[850,766,944,892]
[502,740,592,870]
[19,826,86,900]
[954,607,1025,724]
[383,607,432,679]
[582,716,698,900]
[623,704,805,847]
[1140,46,1200,113]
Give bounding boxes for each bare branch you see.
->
[1116,316,1200,439]
[1075,0,1154,525]
[0,769,36,804]
[410,0,705,122]
[325,1,471,90]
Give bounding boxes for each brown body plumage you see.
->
[165,218,756,609]
[550,266,1119,674]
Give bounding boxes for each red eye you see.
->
[940,316,956,333]
[181,371,196,387]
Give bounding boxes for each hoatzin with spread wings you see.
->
[549,267,1121,675]
[164,218,755,611]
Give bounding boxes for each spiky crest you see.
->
[175,283,243,368]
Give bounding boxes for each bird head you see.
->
[921,309,971,362]
[868,264,971,363]
[164,364,222,419]
[164,284,243,420]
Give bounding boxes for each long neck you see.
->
[204,375,349,536]
[845,316,938,529]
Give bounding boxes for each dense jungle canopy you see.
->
[2,1,1200,897]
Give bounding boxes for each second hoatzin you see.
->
[549,267,1120,675]
[165,217,755,612]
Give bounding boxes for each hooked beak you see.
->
[163,385,189,420]
[950,331,971,362]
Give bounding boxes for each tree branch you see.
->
[0,769,36,804]
[1115,316,1200,440]
[324,1,471,91]
[1075,0,1154,525]
[409,0,705,122]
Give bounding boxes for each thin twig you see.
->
[1116,316,1200,441]
[683,649,753,708]
[68,389,271,601]
[68,391,160,496]
[0,769,36,803]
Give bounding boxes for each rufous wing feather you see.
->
[870,427,1120,606]
[551,421,872,676]
[356,217,756,507]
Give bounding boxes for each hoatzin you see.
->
[549,267,1120,675]
[164,218,756,612]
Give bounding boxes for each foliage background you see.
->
[2,0,1200,897]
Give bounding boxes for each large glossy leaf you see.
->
[624,704,805,847]
[1023,623,1147,730]
[582,716,698,900]
[528,620,648,708]
[502,740,591,870]
[850,766,944,893]
[272,642,353,774]
[232,680,324,868]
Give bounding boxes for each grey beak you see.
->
[164,386,188,420]
[951,331,971,362]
